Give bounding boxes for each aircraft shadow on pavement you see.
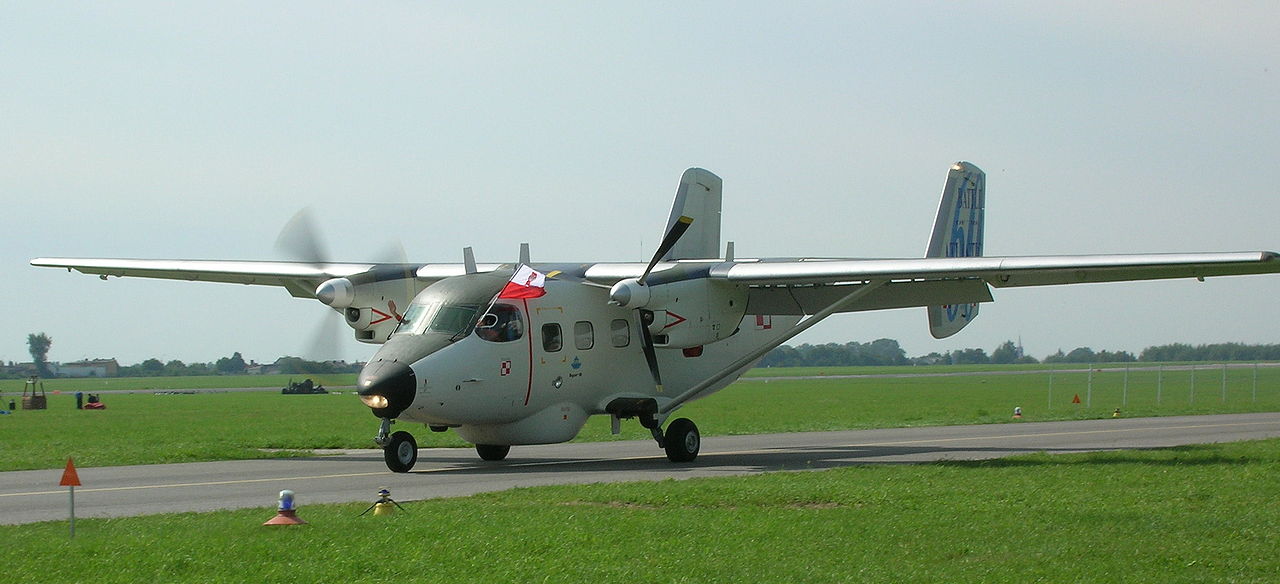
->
[293,440,1255,479]
[383,443,1128,476]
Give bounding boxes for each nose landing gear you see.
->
[376,418,419,473]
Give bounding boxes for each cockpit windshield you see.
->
[392,272,509,340]
[397,301,482,337]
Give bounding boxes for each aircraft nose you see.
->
[357,359,416,419]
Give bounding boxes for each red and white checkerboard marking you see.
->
[499,360,512,376]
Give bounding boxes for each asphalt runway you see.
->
[2,412,1278,525]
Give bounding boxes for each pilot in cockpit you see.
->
[475,303,524,343]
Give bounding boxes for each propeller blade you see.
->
[275,208,330,266]
[638,215,693,285]
[305,308,344,361]
[373,239,418,311]
[637,310,664,393]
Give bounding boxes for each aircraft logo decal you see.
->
[369,301,405,326]
[944,174,983,322]
[660,311,687,330]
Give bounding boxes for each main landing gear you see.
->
[476,444,511,461]
[606,397,701,463]
[661,417,700,463]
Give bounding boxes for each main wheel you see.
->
[384,430,418,473]
[476,444,511,461]
[663,418,700,462]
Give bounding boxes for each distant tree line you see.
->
[1138,343,1280,362]
[114,352,362,377]
[761,340,1280,368]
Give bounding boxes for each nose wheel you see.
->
[383,430,418,473]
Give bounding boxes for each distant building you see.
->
[54,358,120,378]
[3,362,38,378]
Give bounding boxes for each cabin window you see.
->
[574,321,594,350]
[475,303,524,343]
[610,319,630,348]
[541,323,563,352]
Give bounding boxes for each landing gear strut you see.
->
[641,412,699,462]
[604,398,701,463]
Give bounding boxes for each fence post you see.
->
[1157,365,1163,405]
[1123,366,1129,407]
[1221,363,1227,403]
[1048,369,1054,410]
[1087,365,1093,408]
[1190,365,1196,405]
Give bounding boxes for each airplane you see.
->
[32,162,1280,472]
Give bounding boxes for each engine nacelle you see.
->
[316,278,356,308]
[614,278,748,349]
[315,270,424,344]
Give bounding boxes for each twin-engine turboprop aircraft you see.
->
[33,163,1280,472]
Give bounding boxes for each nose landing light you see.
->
[357,360,416,418]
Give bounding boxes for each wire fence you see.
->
[1042,362,1274,414]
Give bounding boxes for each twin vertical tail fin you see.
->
[925,162,986,339]
[661,168,723,261]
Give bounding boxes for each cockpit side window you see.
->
[475,303,525,343]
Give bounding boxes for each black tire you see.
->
[476,444,511,461]
[663,418,700,462]
[384,431,418,473]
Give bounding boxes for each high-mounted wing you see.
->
[722,251,1280,314]
[30,257,503,344]
[584,251,1280,316]
[30,257,377,298]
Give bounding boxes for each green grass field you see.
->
[4,439,1278,583]
[0,373,355,393]
[2,364,1277,471]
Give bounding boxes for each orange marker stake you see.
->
[60,458,82,538]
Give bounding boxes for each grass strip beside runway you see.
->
[3,438,1277,583]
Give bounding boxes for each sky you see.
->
[4,2,1279,366]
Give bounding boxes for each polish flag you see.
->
[499,265,547,299]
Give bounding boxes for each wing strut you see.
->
[657,279,889,415]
